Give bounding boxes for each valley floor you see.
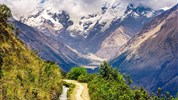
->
[63,80,90,100]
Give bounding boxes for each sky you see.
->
[0,0,177,19]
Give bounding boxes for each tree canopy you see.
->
[67,67,87,80]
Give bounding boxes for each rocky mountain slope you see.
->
[111,4,178,95]
[13,1,163,70]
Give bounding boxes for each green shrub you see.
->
[88,77,135,100]
[89,62,149,100]
[87,62,176,100]
[78,74,95,83]
[63,82,75,98]
[67,67,87,80]
[99,61,123,81]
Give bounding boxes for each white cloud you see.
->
[1,0,177,20]
[1,0,40,18]
[43,0,109,17]
[126,0,178,10]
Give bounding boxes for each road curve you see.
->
[63,80,90,100]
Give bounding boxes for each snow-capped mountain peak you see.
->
[13,1,164,71]
[19,1,161,38]
[20,7,74,31]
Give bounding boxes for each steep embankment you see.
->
[0,4,63,99]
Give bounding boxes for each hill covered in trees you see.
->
[0,4,63,99]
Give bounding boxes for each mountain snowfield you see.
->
[111,4,178,95]
[13,1,164,70]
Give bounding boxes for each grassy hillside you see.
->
[0,4,63,100]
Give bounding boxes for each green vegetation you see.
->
[66,67,95,83]
[88,61,136,100]
[0,4,63,99]
[77,73,95,83]
[66,67,87,80]
[63,82,75,98]
[67,61,175,100]
[0,4,11,25]
[89,61,175,100]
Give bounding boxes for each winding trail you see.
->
[63,80,90,100]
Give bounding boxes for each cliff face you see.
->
[111,4,178,95]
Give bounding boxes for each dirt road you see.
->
[63,80,90,100]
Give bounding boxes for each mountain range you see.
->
[13,1,163,71]
[111,4,178,95]
[8,1,178,95]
